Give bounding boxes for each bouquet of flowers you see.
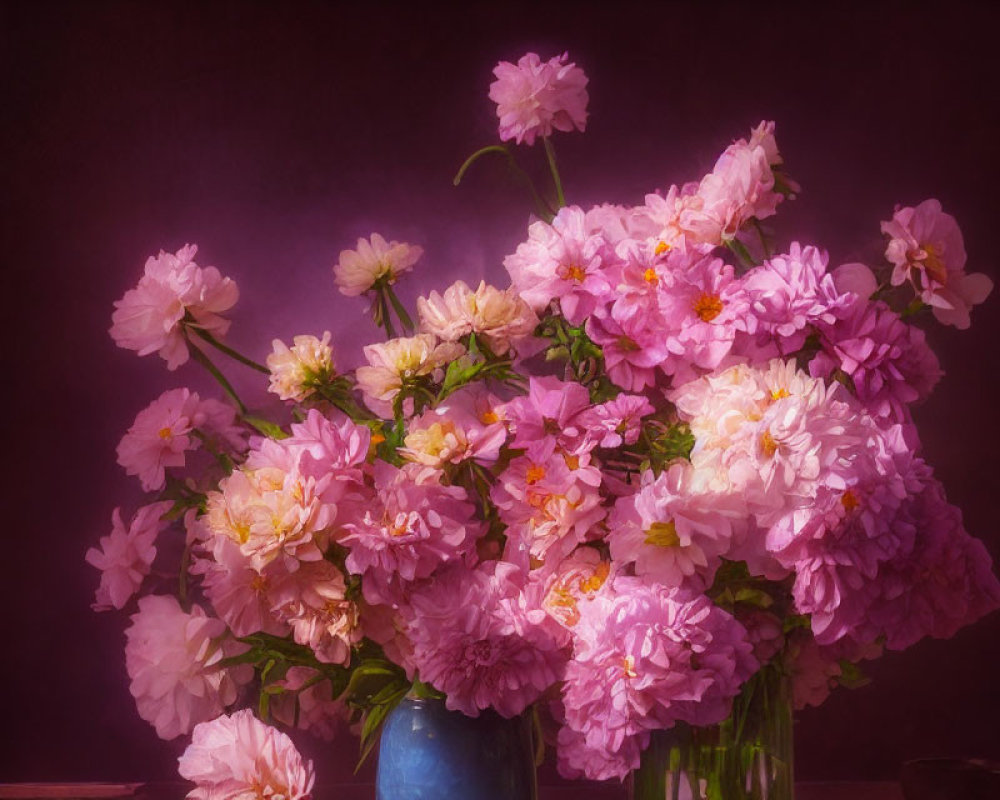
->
[89,50,999,797]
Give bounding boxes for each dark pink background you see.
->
[3,0,999,787]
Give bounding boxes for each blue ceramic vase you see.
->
[375,695,537,800]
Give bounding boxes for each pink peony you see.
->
[117,388,239,492]
[86,501,172,611]
[266,332,336,402]
[882,199,992,328]
[399,386,507,468]
[125,595,251,740]
[537,546,614,631]
[404,561,567,718]
[177,709,315,800]
[339,462,483,605]
[488,52,588,146]
[577,393,654,449]
[333,233,422,296]
[110,244,238,370]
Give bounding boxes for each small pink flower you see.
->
[881,199,992,328]
[489,52,588,146]
[177,709,315,800]
[270,666,348,742]
[266,332,336,402]
[577,393,654,449]
[110,244,239,370]
[86,501,172,611]
[333,233,422,296]
[400,386,507,468]
[125,595,251,740]
[117,388,235,492]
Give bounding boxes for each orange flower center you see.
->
[525,464,546,484]
[760,430,779,458]
[562,264,587,282]
[693,292,724,322]
[643,267,660,285]
[841,490,860,512]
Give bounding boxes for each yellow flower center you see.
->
[771,388,790,401]
[654,240,671,255]
[643,267,660,285]
[480,409,500,425]
[644,520,680,548]
[760,430,779,458]
[693,292,724,322]
[579,561,610,594]
[623,654,638,679]
[562,264,587,282]
[919,243,948,285]
[158,427,173,440]
[526,464,546,484]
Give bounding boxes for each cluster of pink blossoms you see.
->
[93,49,998,794]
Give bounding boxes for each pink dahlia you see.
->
[577,393,654,450]
[502,375,592,453]
[585,304,669,393]
[882,199,992,328]
[266,332,336,403]
[489,52,588,146]
[810,300,942,424]
[503,206,614,324]
[537,546,614,631]
[339,462,483,605]
[177,709,315,800]
[333,233,422,296]
[399,386,507,468]
[403,561,567,718]
[86,501,172,611]
[110,244,238,370]
[125,595,251,740]
[607,463,744,590]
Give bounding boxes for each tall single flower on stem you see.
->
[334,233,422,337]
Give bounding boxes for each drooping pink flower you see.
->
[117,388,239,492]
[86,501,172,611]
[266,332,336,402]
[269,666,348,742]
[504,206,614,324]
[110,244,239,370]
[177,709,315,800]
[355,334,465,418]
[787,630,842,710]
[417,279,539,355]
[333,233,422,296]
[882,199,992,328]
[125,595,251,740]
[607,463,744,590]
[489,52,589,146]
[339,462,483,605]
[809,300,943,424]
[403,561,567,718]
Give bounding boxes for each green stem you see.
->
[751,218,771,259]
[189,343,248,414]
[189,326,269,374]
[725,237,757,270]
[386,285,415,333]
[454,145,510,186]
[178,537,193,611]
[454,143,554,221]
[542,136,565,208]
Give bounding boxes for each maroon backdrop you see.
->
[3,0,999,786]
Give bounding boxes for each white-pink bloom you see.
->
[488,52,588,146]
[333,233,422,296]
[86,502,172,611]
[266,332,336,402]
[125,595,251,740]
[417,280,538,355]
[178,709,315,800]
[355,334,465,418]
[110,244,239,370]
[881,199,992,328]
[400,387,507,468]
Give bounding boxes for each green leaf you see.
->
[244,416,288,439]
[837,660,871,689]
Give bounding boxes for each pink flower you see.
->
[340,462,483,605]
[882,199,992,328]
[266,332,336,402]
[110,244,238,370]
[832,262,878,300]
[403,561,567,718]
[503,206,614,324]
[125,595,251,740]
[489,52,588,146]
[787,630,842,710]
[417,280,539,356]
[400,386,507,468]
[502,375,592,452]
[537,547,614,630]
[577,393,654,449]
[333,233,422,296]
[585,305,669,393]
[607,463,744,590]
[269,666,347,742]
[117,388,240,492]
[177,709,315,800]
[86,501,172,611]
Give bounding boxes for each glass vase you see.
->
[628,665,794,800]
[375,694,538,800]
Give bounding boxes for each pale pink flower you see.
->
[86,501,172,611]
[110,244,238,370]
[355,334,465,418]
[537,547,614,630]
[117,388,231,492]
[585,305,669,392]
[266,332,336,402]
[269,560,362,665]
[417,280,538,355]
[832,262,878,300]
[333,233,422,296]
[882,199,992,328]
[489,52,588,146]
[177,709,315,800]
[607,463,745,589]
[399,387,507,468]
[125,595,251,740]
